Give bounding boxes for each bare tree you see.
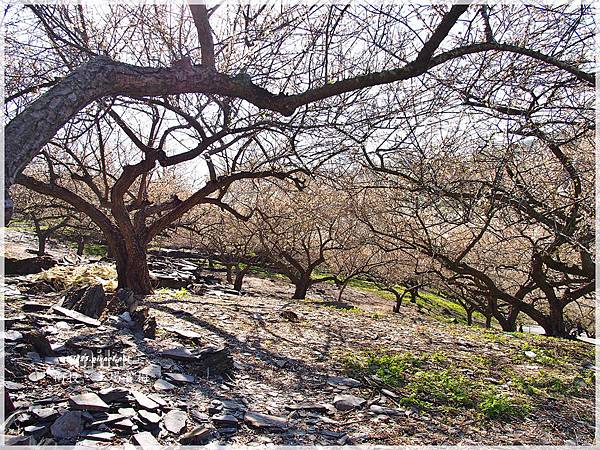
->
[5,3,594,221]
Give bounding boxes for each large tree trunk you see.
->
[292,275,311,300]
[485,315,492,328]
[233,266,250,292]
[337,280,350,303]
[466,308,474,326]
[542,302,567,337]
[37,233,47,256]
[76,236,86,256]
[110,237,153,295]
[391,290,407,313]
[496,305,520,332]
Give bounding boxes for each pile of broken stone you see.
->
[3,261,410,446]
[2,282,242,447]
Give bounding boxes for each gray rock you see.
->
[69,393,109,412]
[56,321,71,330]
[160,347,197,361]
[164,326,202,340]
[113,418,135,430]
[212,414,238,427]
[53,305,100,327]
[165,372,195,383]
[180,426,213,444]
[131,390,159,411]
[286,402,334,413]
[31,407,59,421]
[4,381,26,391]
[139,410,161,424]
[333,394,366,411]
[381,389,399,399]
[327,376,362,388]
[89,413,126,427]
[190,409,209,423]
[81,431,115,442]
[61,285,106,319]
[140,364,162,379]
[153,379,176,392]
[28,372,46,382]
[3,330,23,341]
[148,394,167,407]
[24,424,48,434]
[98,387,129,403]
[118,407,137,417]
[244,411,288,430]
[163,409,187,434]
[369,404,403,416]
[50,411,83,439]
[133,431,160,450]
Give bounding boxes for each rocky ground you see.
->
[2,230,596,447]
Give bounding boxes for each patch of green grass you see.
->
[478,391,530,420]
[173,287,189,299]
[155,287,189,299]
[482,331,510,344]
[85,243,108,257]
[512,370,590,398]
[407,369,475,408]
[249,266,287,280]
[344,351,426,387]
[344,349,530,421]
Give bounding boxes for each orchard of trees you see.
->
[4,3,595,339]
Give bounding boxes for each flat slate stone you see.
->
[113,418,135,430]
[139,410,161,424]
[31,407,59,420]
[118,408,137,417]
[24,424,47,434]
[3,330,23,341]
[381,388,399,399]
[140,364,162,379]
[28,372,46,382]
[165,372,195,383]
[211,414,238,427]
[4,381,26,391]
[133,431,161,450]
[190,409,210,423]
[51,410,83,439]
[148,394,167,407]
[81,430,115,442]
[131,390,159,411]
[327,376,362,388]
[89,413,126,427]
[244,411,288,430]
[163,409,187,434]
[69,393,109,412]
[286,402,333,413]
[180,426,212,444]
[333,394,366,411]
[164,326,202,340]
[370,404,403,416]
[53,305,101,327]
[160,347,197,361]
[153,379,176,392]
[98,387,129,403]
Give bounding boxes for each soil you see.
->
[2,230,596,446]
